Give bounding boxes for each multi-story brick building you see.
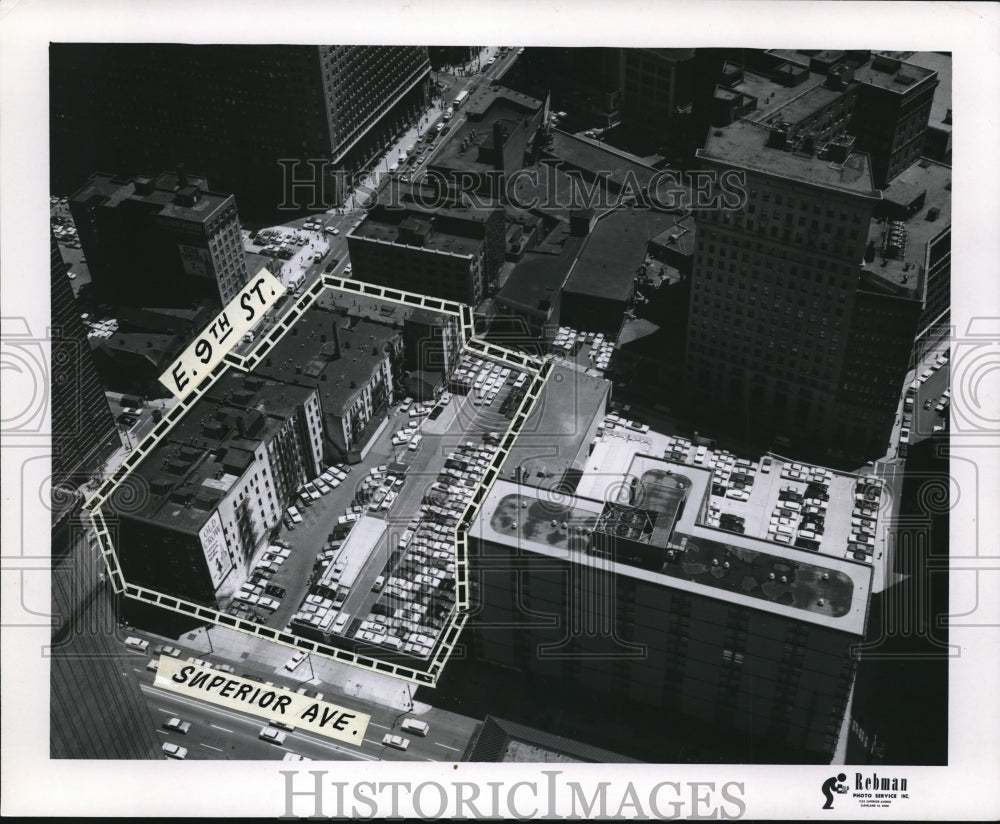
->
[348,184,504,306]
[69,170,249,309]
[253,306,403,459]
[848,52,939,189]
[112,376,323,606]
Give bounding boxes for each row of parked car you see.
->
[355,439,495,657]
[846,477,884,561]
[767,480,830,550]
[283,465,352,529]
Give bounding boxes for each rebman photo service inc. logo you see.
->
[821,772,911,810]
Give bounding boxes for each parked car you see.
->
[296,687,325,701]
[284,651,307,671]
[124,636,149,652]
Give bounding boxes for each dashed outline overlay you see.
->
[82,275,549,687]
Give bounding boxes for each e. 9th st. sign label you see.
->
[159,268,286,400]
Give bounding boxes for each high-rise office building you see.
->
[51,45,431,218]
[685,54,933,460]
[469,439,876,763]
[69,170,249,310]
[50,234,121,491]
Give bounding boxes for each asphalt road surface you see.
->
[129,644,476,762]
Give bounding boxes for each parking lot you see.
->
[223,349,531,666]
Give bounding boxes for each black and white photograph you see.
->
[2,1,998,820]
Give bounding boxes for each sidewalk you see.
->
[341,102,446,212]
[178,622,430,713]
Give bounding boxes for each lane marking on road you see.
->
[144,681,379,761]
[434,742,461,752]
[200,743,224,752]
[368,722,390,730]
[155,707,173,714]
[210,724,234,733]
[155,729,168,735]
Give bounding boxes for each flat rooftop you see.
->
[70,171,232,224]
[496,241,581,316]
[545,131,658,193]
[324,515,387,591]
[95,332,179,366]
[860,158,950,293]
[350,201,485,258]
[475,477,872,635]
[853,53,937,94]
[735,69,846,127]
[431,86,542,177]
[699,122,878,196]
[906,52,952,135]
[649,216,696,257]
[204,370,317,422]
[506,162,583,222]
[252,306,398,415]
[500,363,610,484]
[564,208,678,301]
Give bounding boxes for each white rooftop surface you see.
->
[474,477,873,636]
[327,515,387,591]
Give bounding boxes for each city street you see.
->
[124,631,478,761]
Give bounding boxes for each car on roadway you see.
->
[162,742,188,759]
[157,644,182,658]
[259,727,287,745]
[163,717,192,735]
[283,753,312,761]
[382,734,410,751]
[186,656,211,668]
[401,718,430,737]
[266,584,287,598]
[124,636,149,652]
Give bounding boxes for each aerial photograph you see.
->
[4,11,985,813]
